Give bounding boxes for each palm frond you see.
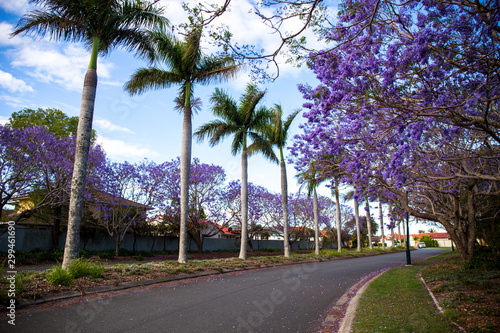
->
[195,57,240,85]
[231,131,245,155]
[283,109,301,136]
[124,67,182,95]
[12,0,168,58]
[194,120,238,147]
[182,27,203,75]
[247,133,279,164]
[210,88,238,120]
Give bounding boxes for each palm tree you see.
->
[379,198,386,249]
[365,195,373,249]
[252,105,300,257]
[333,179,343,252]
[297,164,323,256]
[125,28,238,263]
[195,83,272,259]
[12,0,168,268]
[344,188,362,251]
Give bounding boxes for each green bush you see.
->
[96,250,115,260]
[79,249,91,259]
[118,248,133,257]
[420,235,439,247]
[67,258,104,279]
[45,265,74,286]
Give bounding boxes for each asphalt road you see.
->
[1,248,448,333]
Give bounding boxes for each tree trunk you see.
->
[62,68,98,269]
[281,158,291,257]
[115,241,120,257]
[313,188,320,256]
[354,189,361,251]
[239,150,248,259]
[401,216,406,248]
[379,199,385,249]
[389,203,395,248]
[365,197,373,249]
[335,179,342,252]
[178,104,192,263]
[465,184,477,261]
[397,219,402,247]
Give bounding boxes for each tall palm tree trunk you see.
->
[62,38,99,268]
[379,199,385,249]
[240,150,248,259]
[334,179,342,253]
[313,188,320,256]
[365,197,373,249]
[397,218,402,247]
[178,105,192,263]
[389,203,395,247]
[281,159,291,257]
[354,190,361,251]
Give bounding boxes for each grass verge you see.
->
[352,250,500,333]
[352,264,459,332]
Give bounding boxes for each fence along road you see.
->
[0,248,448,333]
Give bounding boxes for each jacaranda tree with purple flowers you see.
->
[92,159,168,256]
[0,125,106,247]
[294,0,500,261]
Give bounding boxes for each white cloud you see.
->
[0,0,31,15]
[10,43,114,91]
[158,0,311,78]
[0,94,26,108]
[0,69,34,93]
[0,115,8,125]
[0,22,114,91]
[96,136,158,161]
[95,119,135,134]
[0,22,23,47]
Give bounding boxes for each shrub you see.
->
[118,249,133,257]
[420,235,439,248]
[45,265,74,286]
[67,258,104,279]
[79,249,91,259]
[97,250,115,260]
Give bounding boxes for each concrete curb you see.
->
[419,272,467,333]
[337,270,387,333]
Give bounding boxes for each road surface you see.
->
[1,248,447,332]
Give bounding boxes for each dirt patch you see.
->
[4,250,304,304]
[422,256,500,333]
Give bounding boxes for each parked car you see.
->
[418,242,426,248]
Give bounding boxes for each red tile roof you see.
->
[410,232,450,239]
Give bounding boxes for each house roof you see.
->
[384,234,407,240]
[216,223,239,235]
[92,191,152,210]
[411,232,450,239]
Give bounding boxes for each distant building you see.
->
[410,232,452,247]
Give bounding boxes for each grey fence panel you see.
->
[1,227,322,254]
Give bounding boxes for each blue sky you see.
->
[0,0,322,194]
[0,0,438,235]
